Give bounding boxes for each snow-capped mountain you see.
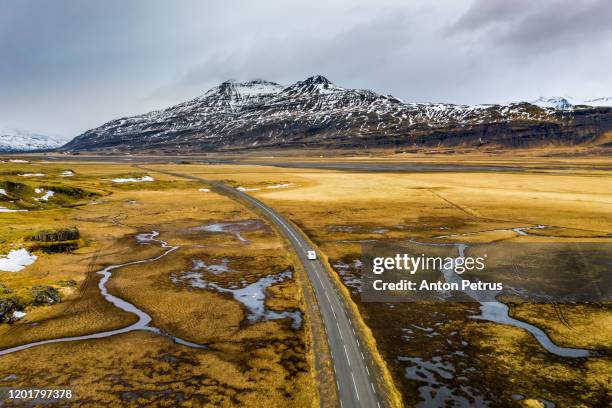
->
[531,96,612,109]
[531,97,575,110]
[62,76,612,152]
[583,97,612,107]
[0,126,66,152]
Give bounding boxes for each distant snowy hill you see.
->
[531,96,612,109]
[0,126,66,152]
[60,75,612,152]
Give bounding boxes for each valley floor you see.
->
[0,155,610,407]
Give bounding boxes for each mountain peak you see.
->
[532,96,574,110]
[303,75,333,85]
[283,75,342,96]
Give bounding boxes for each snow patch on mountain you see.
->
[531,96,612,109]
[531,97,574,110]
[583,97,612,107]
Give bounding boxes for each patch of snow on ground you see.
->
[198,188,210,192]
[190,258,234,274]
[12,311,26,319]
[0,206,27,213]
[0,188,6,196]
[9,160,29,163]
[236,186,260,191]
[35,189,54,201]
[0,248,37,272]
[266,183,293,189]
[60,170,74,177]
[18,173,45,177]
[111,176,155,183]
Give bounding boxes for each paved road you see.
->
[146,168,383,408]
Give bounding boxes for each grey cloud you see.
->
[0,0,610,137]
[449,0,534,33]
[499,0,612,48]
[450,0,612,53]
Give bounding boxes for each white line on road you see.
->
[351,372,360,401]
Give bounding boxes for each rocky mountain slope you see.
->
[61,76,612,153]
[0,126,66,152]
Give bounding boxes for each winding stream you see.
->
[0,231,208,357]
[435,242,591,358]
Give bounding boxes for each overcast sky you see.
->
[1,0,611,138]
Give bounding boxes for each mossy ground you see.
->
[0,160,317,407]
[144,160,612,407]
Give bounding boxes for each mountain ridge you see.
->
[0,126,66,152]
[61,76,612,153]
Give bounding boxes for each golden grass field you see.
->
[0,160,317,407]
[143,159,611,407]
[1,156,611,407]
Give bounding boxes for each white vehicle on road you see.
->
[307,250,317,260]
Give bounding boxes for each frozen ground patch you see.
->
[189,258,235,274]
[111,176,154,183]
[60,170,74,177]
[172,269,302,329]
[266,183,293,189]
[236,186,260,191]
[0,249,37,272]
[398,355,489,407]
[190,219,270,243]
[12,311,26,320]
[18,173,44,177]
[0,206,27,213]
[136,231,160,244]
[34,188,54,201]
[332,259,363,294]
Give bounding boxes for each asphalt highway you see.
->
[147,168,383,408]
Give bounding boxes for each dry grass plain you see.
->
[145,160,612,407]
[0,160,316,407]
